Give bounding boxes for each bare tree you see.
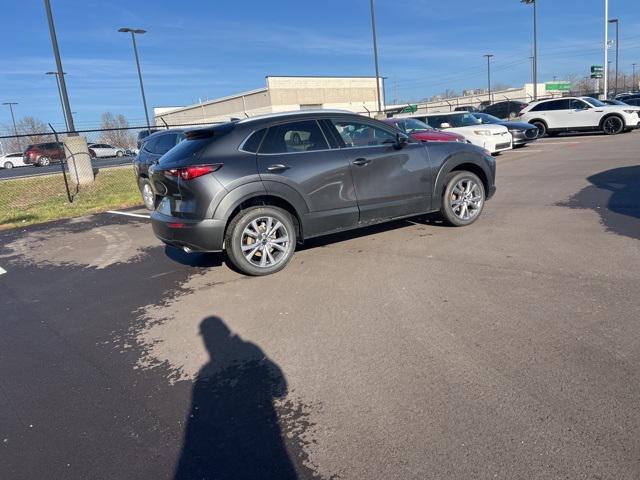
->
[1,116,54,152]
[99,112,135,149]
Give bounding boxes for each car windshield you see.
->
[441,113,482,128]
[401,119,433,133]
[583,97,606,107]
[473,113,501,124]
[605,99,626,106]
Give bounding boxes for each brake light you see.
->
[165,164,222,181]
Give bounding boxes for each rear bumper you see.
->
[151,211,226,252]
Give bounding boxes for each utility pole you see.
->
[484,54,494,103]
[521,0,538,100]
[369,0,382,114]
[609,18,619,94]
[633,63,637,91]
[2,102,21,151]
[46,71,69,131]
[603,0,609,99]
[44,0,75,133]
[119,28,151,132]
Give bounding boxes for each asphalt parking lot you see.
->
[1,132,639,479]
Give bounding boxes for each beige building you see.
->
[153,76,385,126]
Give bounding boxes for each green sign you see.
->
[546,82,572,91]
[591,65,604,73]
[400,104,418,113]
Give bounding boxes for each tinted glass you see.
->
[154,134,178,154]
[399,118,433,133]
[242,129,267,153]
[545,99,571,110]
[570,99,590,109]
[143,137,159,153]
[333,120,396,147]
[627,99,640,106]
[582,97,605,107]
[260,120,328,154]
[473,113,501,124]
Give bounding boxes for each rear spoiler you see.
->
[184,128,217,140]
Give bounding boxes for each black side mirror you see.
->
[395,133,408,149]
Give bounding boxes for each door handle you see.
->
[267,164,289,172]
[352,158,371,166]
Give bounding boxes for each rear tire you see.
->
[440,171,486,227]
[3,162,13,169]
[531,121,547,137]
[116,150,124,157]
[225,206,297,276]
[139,178,156,211]
[38,156,51,166]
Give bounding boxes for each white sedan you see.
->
[88,143,126,158]
[415,112,513,154]
[0,152,28,169]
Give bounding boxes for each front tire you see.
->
[602,115,624,135]
[116,150,124,157]
[225,206,297,276]
[440,171,486,227]
[38,156,51,166]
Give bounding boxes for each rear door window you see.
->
[331,120,396,148]
[259,120,329,154]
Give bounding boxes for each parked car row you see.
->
[3,142,134,168]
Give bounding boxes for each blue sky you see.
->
[1,0,639,130]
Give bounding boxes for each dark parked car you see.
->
[472,112,538,146]
[23,142,65,166]
[149,111,496,276]
[134,129,187,209]
[454,105,479,112]
[136,128,161,149]
[481,100,529,120]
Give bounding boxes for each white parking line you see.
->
[0,266,6,275]
[106,210,151,219]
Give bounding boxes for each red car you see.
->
[383,118,467,143]
[23,142,66,166]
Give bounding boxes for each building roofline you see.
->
[154,87,269,117]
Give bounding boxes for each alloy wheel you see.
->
[142,182,155,210]
[449,178,483,221]
[4,162,13,169]
[603,117,623,135]
[39,157,50,166]
[241,216,290,268]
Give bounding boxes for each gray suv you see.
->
[150,110,496,275]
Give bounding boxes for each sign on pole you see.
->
[590,65,604,79]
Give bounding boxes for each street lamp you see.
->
[484,54,494,103]
[603,0,609,98]
[44,0,75,133]
[369,0,382,114]
[46,71,69,131]
[521,0,538,101]
[2,102,21,151]
[118,27,151,132]
[608,18,619,95]
[633,63,637,92]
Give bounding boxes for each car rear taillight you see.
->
[164,164,222,181]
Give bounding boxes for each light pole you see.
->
[603,0,609,98]
[118,27,151,132]
[633,63,637,91]
[46,71,69,130]
[521,0,538,100]
[484,54,494,103]
[44,0,75,133]
[2,102,21,151]
[609,18,619,94]
[369,0,382,114]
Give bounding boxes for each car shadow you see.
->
[164,245,224,268]
[558,165,640,240]
[299,212,447,251]
[173,316,302,479]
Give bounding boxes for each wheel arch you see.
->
[215,182,308,241]
[599,113,625,129]
[433,155,491,211]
